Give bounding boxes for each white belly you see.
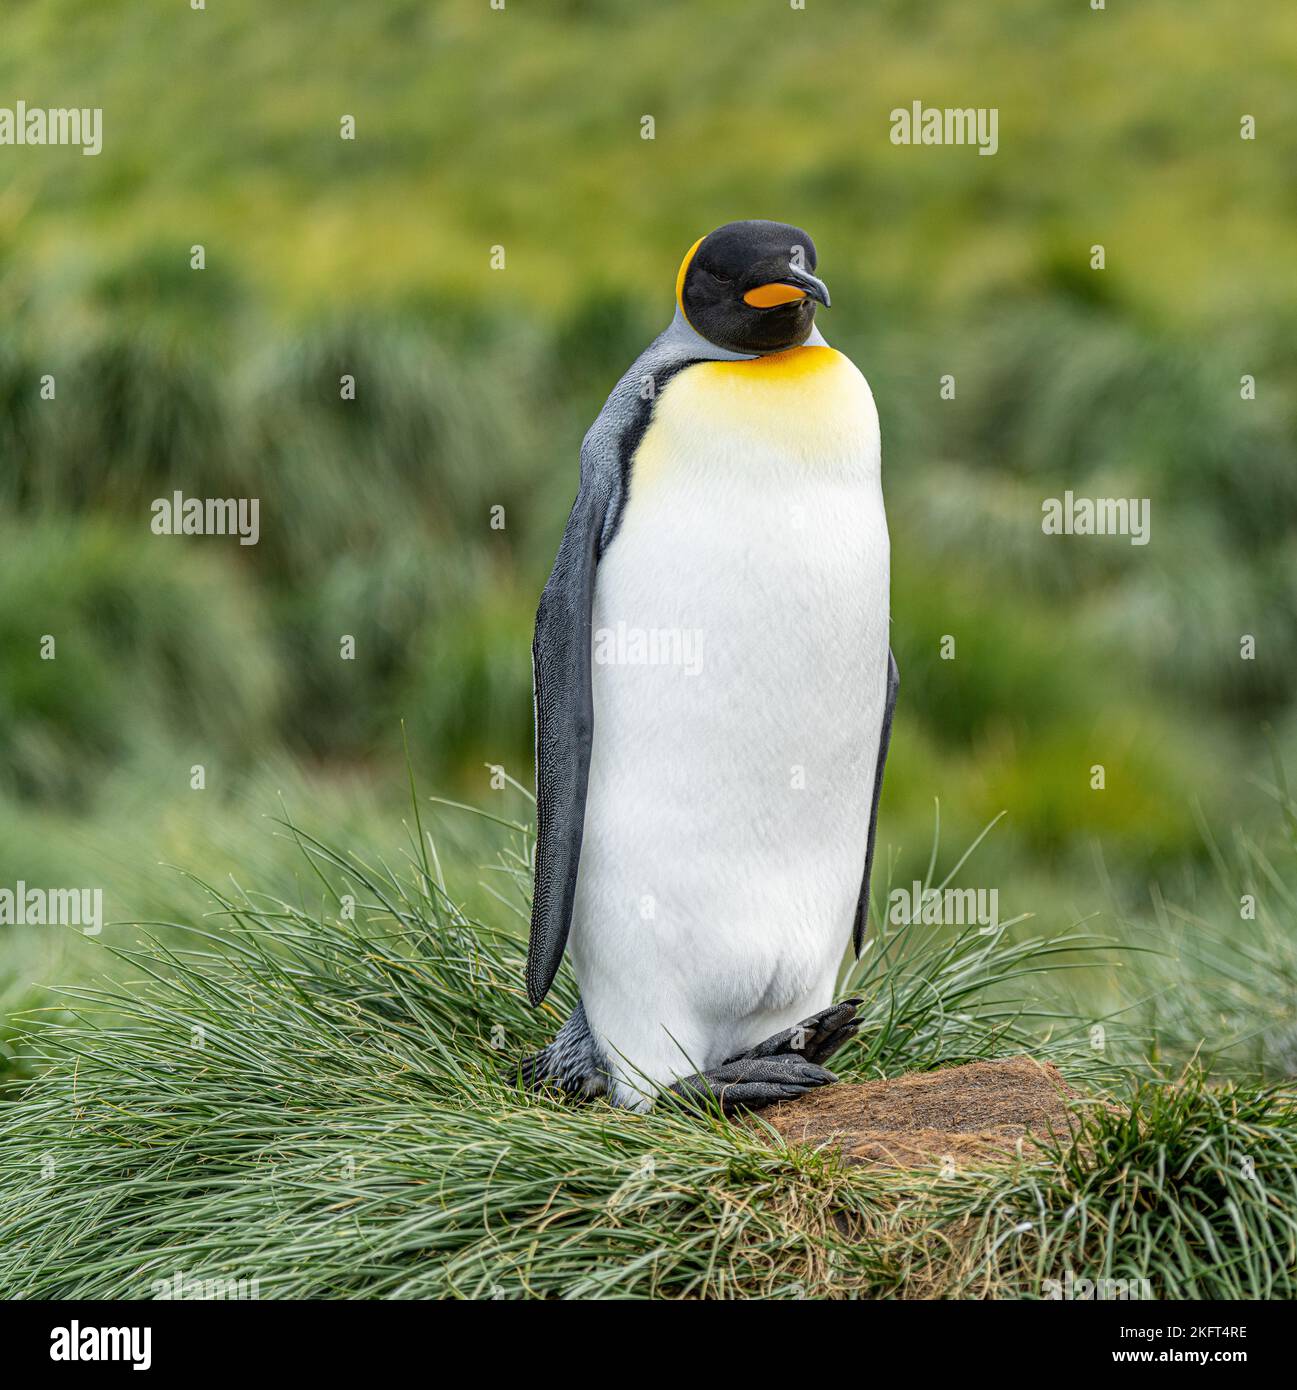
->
[570,347,890,1107]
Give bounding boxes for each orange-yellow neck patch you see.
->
[704,345,837,380]
[627,346,871,492]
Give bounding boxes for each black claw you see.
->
[666,1054,839,1116]
[807,1020,861,1066]
[726,999,863,1066]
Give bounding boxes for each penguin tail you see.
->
[516,1001,608,1101]
[516,1046,551,1091]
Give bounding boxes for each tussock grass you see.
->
[949,1077,1297,1300]
[1114,779,1297,1082]
[2,803,1294,1300]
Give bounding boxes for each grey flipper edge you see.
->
[851,647,900,957]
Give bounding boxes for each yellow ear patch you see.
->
[675,236,705,322]
[742,283,808,308]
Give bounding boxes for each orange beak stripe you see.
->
[743,282,809,308]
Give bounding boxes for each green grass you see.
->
[0,760,507,1090]
[4,1,1295,329]
[957,1078,1297,1300]
[2,796,1293,1300]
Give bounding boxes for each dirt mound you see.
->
[761,1056,1091,1169]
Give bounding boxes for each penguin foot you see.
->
[730,997,863,1067]
[665,1000,863,1116]
[666,1055,838,1117]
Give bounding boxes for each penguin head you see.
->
[675,219,831,355]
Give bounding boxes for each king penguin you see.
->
[523,219,898,1114]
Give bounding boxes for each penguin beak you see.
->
[742,264,832,310]
[782,263,831,308]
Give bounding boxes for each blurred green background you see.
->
[2,0,1296,1077]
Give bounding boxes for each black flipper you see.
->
[525,324,709,1008]
[851,648,900,957]
[526,485,606,1006]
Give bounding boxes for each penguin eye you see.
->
[707,270,733,286]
